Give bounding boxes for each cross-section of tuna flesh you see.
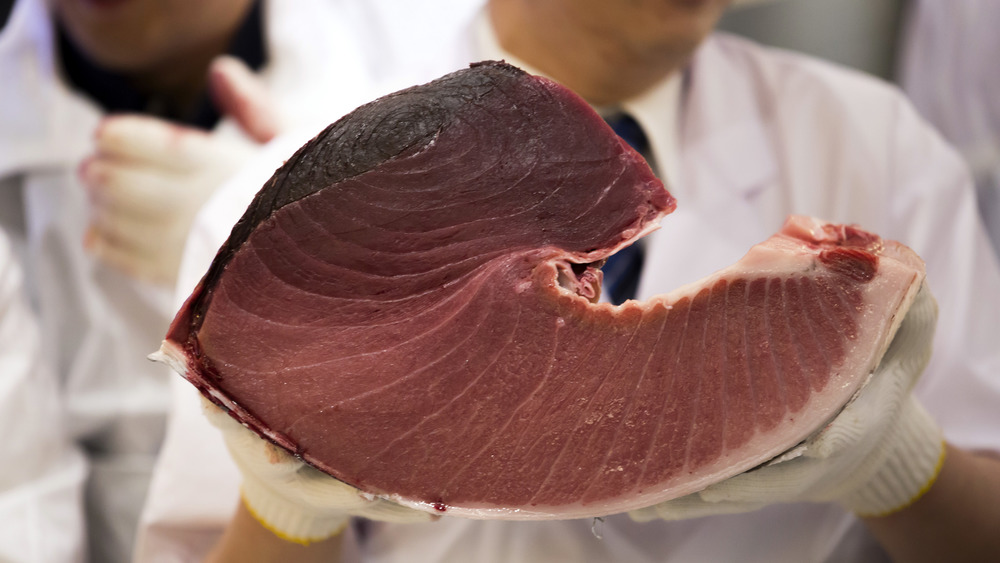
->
[151,61,925,519]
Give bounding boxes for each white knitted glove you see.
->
[202,397,435,545]
[79,56,280,285]
[631,283,944,522]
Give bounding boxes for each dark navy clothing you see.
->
[603,112,654,305]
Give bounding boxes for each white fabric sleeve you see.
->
[0,231,87,563]
[884,91,1000,458]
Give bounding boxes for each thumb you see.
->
[209,55,281,143]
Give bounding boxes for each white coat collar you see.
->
[678,33,779,205]
[0,0,101,178]
[636,34,781,298]
[618,73,682,191]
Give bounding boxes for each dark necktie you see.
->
[603,112,652,305]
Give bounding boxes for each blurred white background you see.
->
[721,0,905,80]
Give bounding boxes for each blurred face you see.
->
[53,0,253,71]
[556,0,731,69]
[491,0,732,105]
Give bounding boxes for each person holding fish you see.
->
[137,1,1000,561]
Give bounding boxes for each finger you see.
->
[356,498,437,523]
[628,493,766,522]
[79,157,190,219]
[656,497,767,520]
[87,202,181,273]
[877,282,937,372]
[95,115,220,170]
[203,395,305,473]
[626,504,661,523]
[696,454,835,504]
[200,395,232,424]
[86,226,170,283]
[85,186,186,283]
[209,55,281,143]
[88,201,163,249]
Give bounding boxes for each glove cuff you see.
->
[843,397,945,517]
[240,471,350,545]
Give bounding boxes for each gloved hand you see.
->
[202,396,435,545]
[79,56,281,285]
[630,283,945,522]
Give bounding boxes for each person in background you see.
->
[140,0,1000,561]
[898,0,1000,259]
[0,0,383,560]
[0,227,87,562]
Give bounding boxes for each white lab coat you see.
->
[0,0,378,561]
[0,228,87,563]
[138,11,1000,563]
[898,0,1000,257]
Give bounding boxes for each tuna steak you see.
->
[153,62,925,519]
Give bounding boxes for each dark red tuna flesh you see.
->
[155,62,924,519]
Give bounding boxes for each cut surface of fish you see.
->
[155,62,925,519]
